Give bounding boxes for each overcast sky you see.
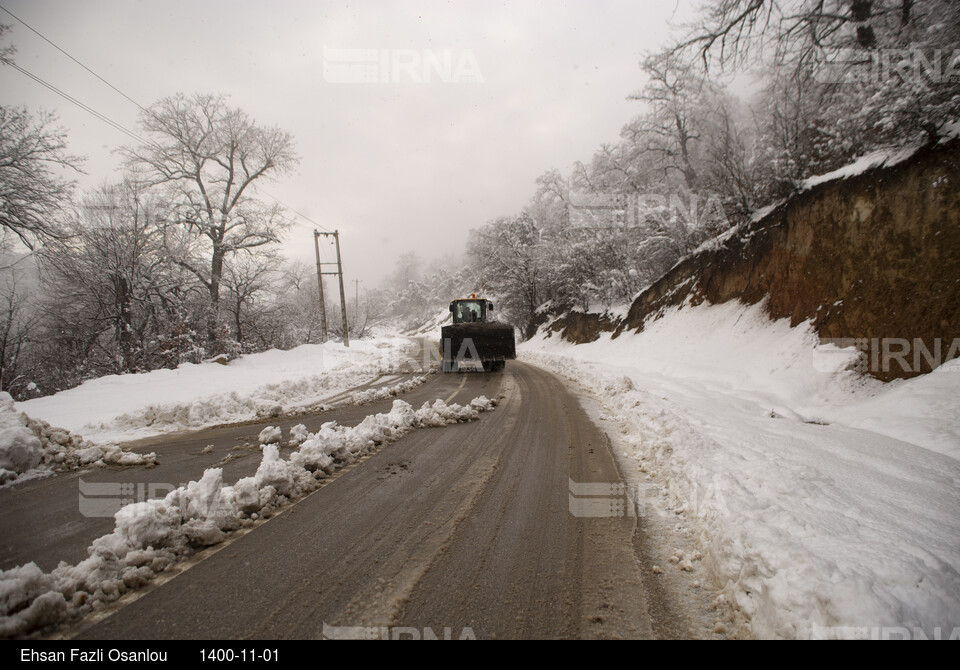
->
[0,0,699,290]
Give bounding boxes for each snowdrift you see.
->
[0,393,156,487]
[522,299,960,639]
[16,338,415,444]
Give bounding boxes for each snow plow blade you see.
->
[441,322,516,372]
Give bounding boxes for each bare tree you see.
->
[676,0,868,70]
[123,93,298,353]
[676,1,957,75]
[0,105,83,249]
[0,262,39,397]
[222,250,280,347]
[629,53,706,191]
[38,180,169,376]
[701,91,767,216]
[272,260,324,347]
[469,214,544,338]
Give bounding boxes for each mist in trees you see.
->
[465,0,959,338]
[0,87,317,398]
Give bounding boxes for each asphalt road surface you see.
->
[4,341,666,639]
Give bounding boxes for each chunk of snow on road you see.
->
[288,424,310,447]
[0,392,156,487]
[350,375,428,405]
[0,396,42,475]
[257,426,282,445]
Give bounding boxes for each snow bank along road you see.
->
[4,343,690,639]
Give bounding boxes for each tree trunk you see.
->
[234,298,243,345]
[901,0,913,24]
[114,274,136,373]
[207,246,225,352]
[676,114,698,190]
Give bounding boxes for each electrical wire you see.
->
[253,183,335,234]
[1,4,331,235]
[1,57,147,146]
[0,4,148,114]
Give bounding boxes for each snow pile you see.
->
[257,426,282,445]
[16,339,414,444]
[522,299,960,639]
[350,375,428,405]
[288,423,310,446]
[0,395,495,637]
[0,394,41,481]
[0,393,156,486]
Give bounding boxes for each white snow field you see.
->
[521,299,960,639]
[0,395,496,637]
[16,338,418,445]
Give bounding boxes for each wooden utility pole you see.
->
[334,231,349,347]
[313,230,350,347]
[313,231,328,343]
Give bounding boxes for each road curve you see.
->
[63,360,652,639]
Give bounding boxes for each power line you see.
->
[252,183,335,234]
[0,57,147,146]
[0,4,148,114]
[3,52,331,235]
[1,5,328,234]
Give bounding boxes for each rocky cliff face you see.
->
[551,138,960,381]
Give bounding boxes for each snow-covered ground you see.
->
[522,300,960,639]
[16,338,416,445]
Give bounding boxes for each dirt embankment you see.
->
[551,138,960,381]
[545,311,620,345]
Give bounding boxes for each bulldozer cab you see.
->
[450,298,494,324]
